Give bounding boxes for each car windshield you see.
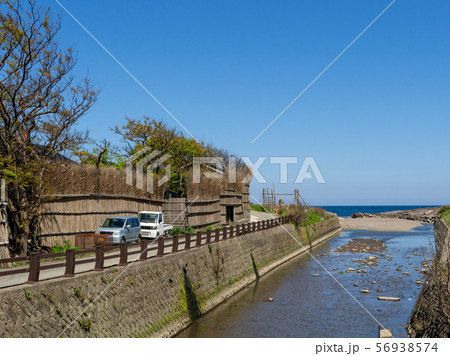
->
[101,218,125,228]
[138,213,158,223]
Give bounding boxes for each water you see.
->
[176,225,434,338]
[319,206,439,218]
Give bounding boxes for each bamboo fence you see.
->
[39,194,164,246]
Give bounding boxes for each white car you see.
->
[138,211,173,239]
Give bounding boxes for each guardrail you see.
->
[0,216,292,286]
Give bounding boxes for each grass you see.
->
[250,205,275,214]
[438,206,450,225]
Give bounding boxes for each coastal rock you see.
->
[350,207,440,223]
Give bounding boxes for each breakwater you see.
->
[407,219,450,337]
[0,218,340,337]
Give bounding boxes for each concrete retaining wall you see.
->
[407,219,450,337]
[0,218,340,338]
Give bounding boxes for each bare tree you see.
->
[0,0,98,255]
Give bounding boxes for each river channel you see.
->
[176,225,435,338]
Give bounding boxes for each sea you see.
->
[318,205,440,218]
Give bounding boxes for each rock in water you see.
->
[377,296,400,302]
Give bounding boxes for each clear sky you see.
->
[45,0,450,206]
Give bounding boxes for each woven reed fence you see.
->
[162,198,188,226]
[39,194,164,246]
[8,164,252,248]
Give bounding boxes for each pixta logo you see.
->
[193,156,325,184]
[126,147,171,193]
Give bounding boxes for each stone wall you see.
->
[0,218,340,338]
[407,219,450,337]
[433,219,450,264]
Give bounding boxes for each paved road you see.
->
[250,210,276,222]
[0,238,187,289]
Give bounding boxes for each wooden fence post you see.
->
[252,222,256,232]
[157,237,165,257]
[184,234,191,250]
[64,249,75,277]
[26,253,40,284]
[139,239,148,261]
[172,235,179,253]
[94,245,104,271]
[229,226,234,238]
[118,242,127,266]
[223,227,227,240]
[206,230,211,244]
[214,229,220,243]
[196,231,202,247]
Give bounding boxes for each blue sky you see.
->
[46,0,450,205]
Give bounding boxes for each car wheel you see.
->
[164,231,169,238]
[121,236,126,244]
[137,234,142,242]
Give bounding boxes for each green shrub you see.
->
[299,210,325,227]
[171,226,196,235]
[290,206,330,227]
[51,240,80,253]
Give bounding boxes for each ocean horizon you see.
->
[318,205,440,218]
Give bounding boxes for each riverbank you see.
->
[407,218,450,337]
[339,217,424,231]
[177,225,433,338]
